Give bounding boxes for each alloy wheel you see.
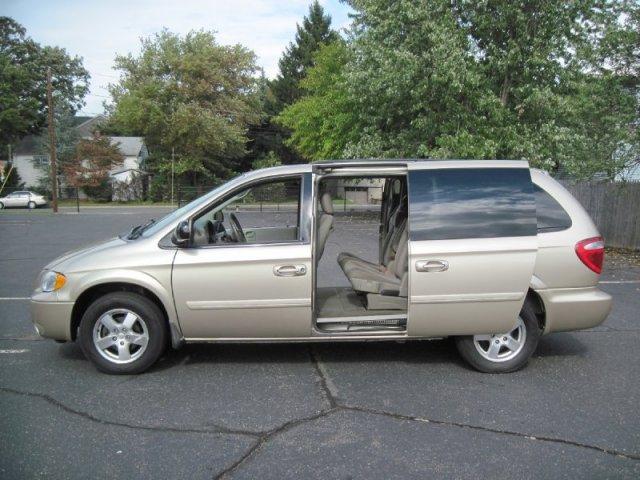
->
[472,317,527,363]
[92,308,149,364]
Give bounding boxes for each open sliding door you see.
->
[407,161,538,337]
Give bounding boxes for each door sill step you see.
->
[315,315,407,334]
[316,313,407,324]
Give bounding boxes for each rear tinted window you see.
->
[534,184,572,232]
[408,168,536,240]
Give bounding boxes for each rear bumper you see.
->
[538,286,612,334]
[30,298,74,341]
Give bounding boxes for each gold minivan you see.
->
[31,160,612,374]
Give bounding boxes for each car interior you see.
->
[190,177,302,247]
[314,175,409,333]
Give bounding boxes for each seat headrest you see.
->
[320,192,333,214]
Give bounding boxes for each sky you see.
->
[2,0,353,116]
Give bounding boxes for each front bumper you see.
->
[538,286,612,334]
[30,296,74,341]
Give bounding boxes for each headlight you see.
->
[41,271,67,292]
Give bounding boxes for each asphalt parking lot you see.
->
[1,206,639,479]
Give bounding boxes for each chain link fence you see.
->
[177,184,385,213]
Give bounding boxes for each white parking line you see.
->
[600,280,640,284]
[0,349,29,354]
[0,297,30,301]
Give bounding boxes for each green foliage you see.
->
[82,178,113,202]
[0,17,89,151]
[107,29,261,187]
[255,1,339,167]
[268,1,339,112]
[277,41,357,160]
[284,0,638,178]
[251,151,282,170]
[2,163,24,190]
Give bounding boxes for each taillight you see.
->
[575,236,605,274]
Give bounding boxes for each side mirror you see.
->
[213,210,224,222]
[172,220,191,246]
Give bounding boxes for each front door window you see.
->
[191,177,302,247]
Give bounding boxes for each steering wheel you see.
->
[204,220,216,244]
[229,213,246,243]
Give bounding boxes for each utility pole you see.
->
[171,147,175,206]
[46,67,59,213]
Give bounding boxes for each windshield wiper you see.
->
[128,219,156,239]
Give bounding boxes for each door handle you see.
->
[415,260,449,272]
[273,264,307,277]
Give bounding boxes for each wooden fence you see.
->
[562,181,640,250]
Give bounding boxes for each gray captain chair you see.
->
[316,192,334,260]
[343,227,409,310]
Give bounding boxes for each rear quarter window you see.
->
[408,168,536,240]
[534,184,572,232]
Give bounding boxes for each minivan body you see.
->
[30,160,612,373]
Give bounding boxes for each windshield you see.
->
[139,174,246,238]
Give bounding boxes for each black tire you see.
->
[28,201,36,209]
[78,292,167,374]
[454,301,541,373]
[0,202,4,209]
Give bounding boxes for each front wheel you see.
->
[79,292,168,374]
[455,302,541,373]
[28,201,36,209]
[0,202,4,209]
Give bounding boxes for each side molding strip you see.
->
[186,298,311,310]
[411,292,524,304]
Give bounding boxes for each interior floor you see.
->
[316,286,407,319]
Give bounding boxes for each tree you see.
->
[277,41,358,160]
[63,135,124,200]
[33,107,81,194]
[0,17,89,151]
[107,29,261,190]
[1,163,23,191]
[287,0,638,178]
[449,0,638,176]
[252,1,339,166]
[269,1,339,112]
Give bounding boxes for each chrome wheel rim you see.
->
[93,309,149,364]
[473,317,526,363]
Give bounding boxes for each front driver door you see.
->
[172,173,313,339]
[407,161,538,337]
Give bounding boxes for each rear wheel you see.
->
[79,292,167,374]
[0,202,4,209]
[455,301,541,373]
[28,201,36,209]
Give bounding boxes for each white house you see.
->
[10,116,149,200]
[108,136,149,200]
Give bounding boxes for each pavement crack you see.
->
[309,347,339,409]
[0,387,261,438]
[341,405,640,462]
[214,408,339,480]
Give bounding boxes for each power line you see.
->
[92,72,119,79]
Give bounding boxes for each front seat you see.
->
[316,192,334,260]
